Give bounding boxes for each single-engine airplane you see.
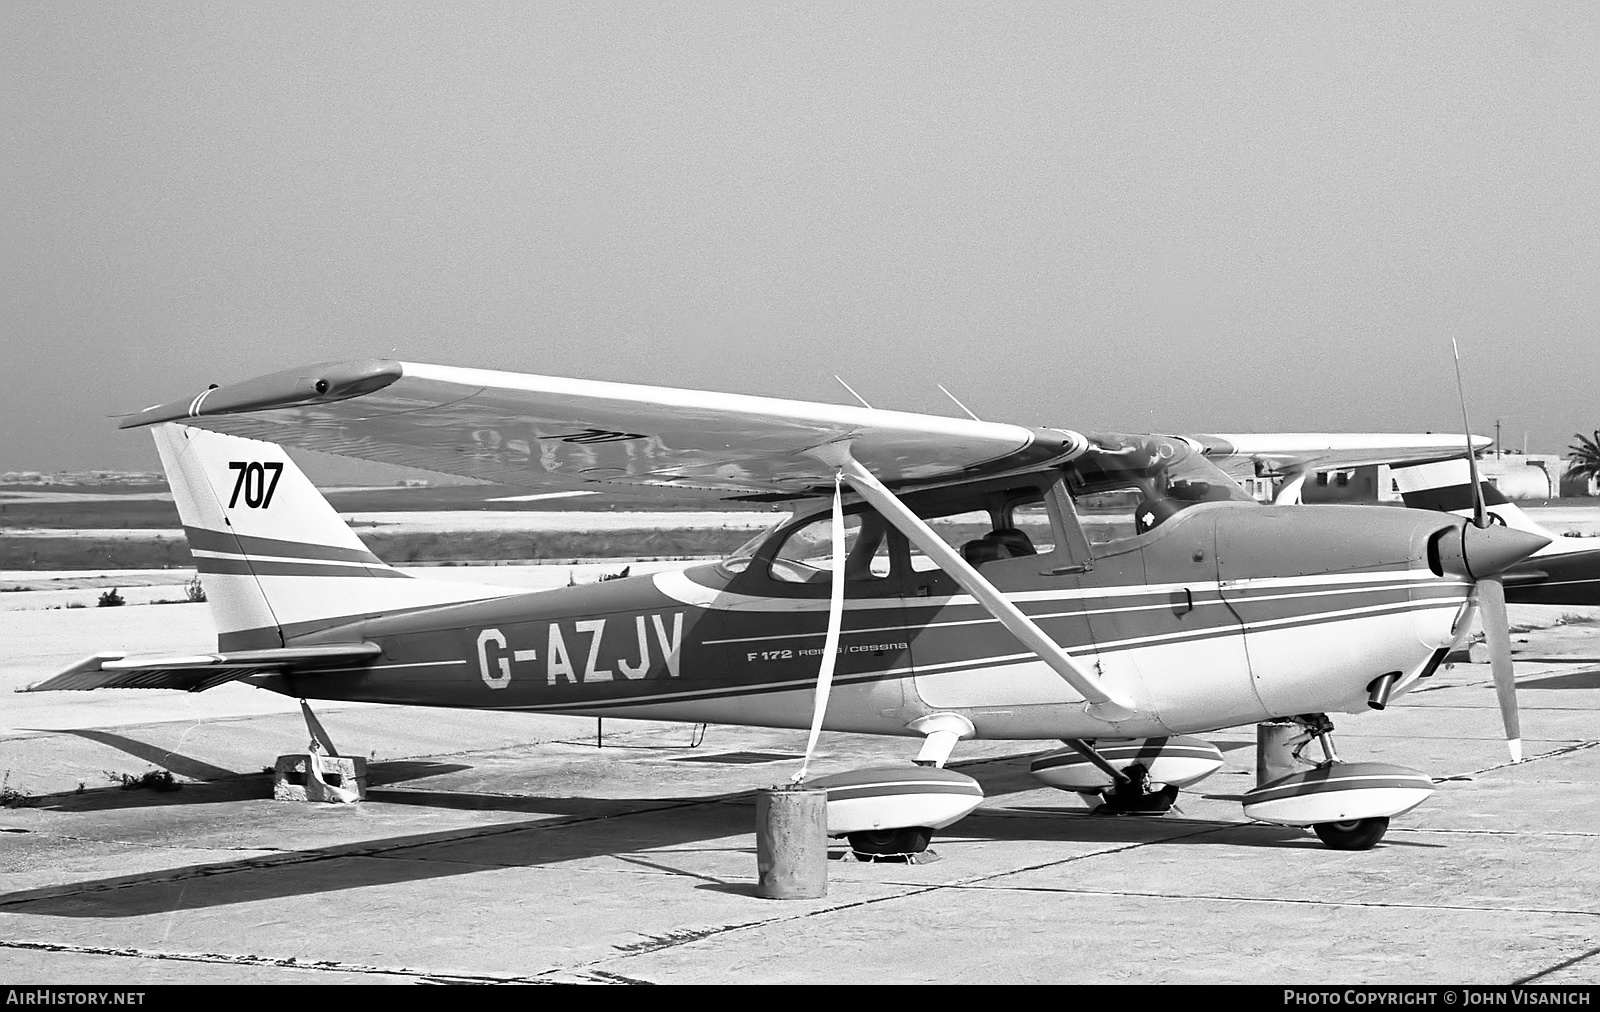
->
[22,360,1549,853]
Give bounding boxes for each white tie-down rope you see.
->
[793,472,846,785]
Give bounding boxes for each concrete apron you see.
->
[2,641,1600,982]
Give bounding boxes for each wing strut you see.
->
[812,444,1138,723]
[794,472,847,784]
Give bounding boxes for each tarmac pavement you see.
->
[3,589,1600,983]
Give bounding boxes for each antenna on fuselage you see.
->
[936,383,981,421]
[833,375,873,410]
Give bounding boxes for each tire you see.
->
[1313,816,1390,851]
[847,826,934,859]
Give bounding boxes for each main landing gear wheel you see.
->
[1313,816,1389,851]
[847,826,933,861]
[1097,762,1180,815]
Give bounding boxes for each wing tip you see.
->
[116,359,404,430]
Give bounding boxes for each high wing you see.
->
[118,360,1087,498]
[1193,432,1491,487]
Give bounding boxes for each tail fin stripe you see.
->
[1398,482,1511,513]
[194,557,408,579]
[183,526,385,565]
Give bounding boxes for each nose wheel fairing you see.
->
[1243,763,1434,830]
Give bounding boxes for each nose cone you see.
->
[1441,523,1550,580]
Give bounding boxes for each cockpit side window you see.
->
[902,481,1075,571]
[768,509,898,585]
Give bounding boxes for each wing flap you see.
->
[21,643,382,693]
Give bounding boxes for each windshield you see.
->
[718,513,793,574]
[1065,433,1254,544]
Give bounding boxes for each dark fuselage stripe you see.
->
[698,580,1457,649]
[386,596,1456,715]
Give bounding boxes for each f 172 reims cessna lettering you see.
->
[23,360,1550,855]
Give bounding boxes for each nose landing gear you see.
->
[1244,714,1434,851]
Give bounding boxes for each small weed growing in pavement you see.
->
[1,772,34,808]
[106,769,180,792]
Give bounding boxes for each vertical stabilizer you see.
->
[154,424,513,649]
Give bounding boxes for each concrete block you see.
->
[273,753,368,804]
[755,787,827,899]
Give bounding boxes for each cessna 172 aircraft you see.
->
[23,360,1549,854]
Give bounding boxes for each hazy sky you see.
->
[3,2,1597,475]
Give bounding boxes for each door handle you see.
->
[1170,587,1194,616]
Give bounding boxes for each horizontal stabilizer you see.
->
[20,643,381,693]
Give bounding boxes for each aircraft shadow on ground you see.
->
[26,755,473,814]
[0,793,755,919]
[50,729,238,782]
[1,757,1385,920]
[1520,668,1600,690]
[0,796,1344,920]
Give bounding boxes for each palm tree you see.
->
[1567,431,1600,492]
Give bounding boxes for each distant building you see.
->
[1296,452,1592,505]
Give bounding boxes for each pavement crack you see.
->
[948,884,1600,921]
[0,794,740,910]
[0,939,553,983]
[613,922,769,955]
[582,820,1234,973]
[1446,738,1600,780]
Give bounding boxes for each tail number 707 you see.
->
[227,461,284,509]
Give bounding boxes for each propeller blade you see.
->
[1477,575,1522,763]
[1451,339,1524,762]
[1451,338,1488,529]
